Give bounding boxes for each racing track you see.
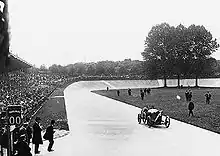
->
[42,80,220,156]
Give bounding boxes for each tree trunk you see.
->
[177,74,180,88]
[163,71,167,87]
[195,75,198,87]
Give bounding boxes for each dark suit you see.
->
[32,122,43,153]
[16,140,32,156]
[45,125,55,151]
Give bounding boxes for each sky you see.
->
[8,0,220,67]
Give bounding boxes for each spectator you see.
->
[140,91,144,100]
[117,90,120,96]
[15,134,32,156]
[188,101,194,117]
[25,118,32,146]
[106,87,109,91]
[144,88,147,95]
[128,88,131,96]
[185,90,189,101]
[205,91,212,104]
[32,117,43,154]
[0,128,8,149]
[44,120,56,152]
[146,88,151,94]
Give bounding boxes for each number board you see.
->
[7,105,22,125]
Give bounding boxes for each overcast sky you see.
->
[8,0,220,67]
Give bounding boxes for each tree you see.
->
[86,64,96,76]
[187,25,219,86]
[40,64,47,71]
[142,23,175,87]
[95,62,106,76]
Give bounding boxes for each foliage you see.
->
[142,23,219,84]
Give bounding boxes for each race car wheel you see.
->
[165,116,170,128]
[143,116,147,124]
[147,116,153,127]
[138,114,141,124]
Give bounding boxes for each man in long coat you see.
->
[32,117,43,154]
[45,120,55,152]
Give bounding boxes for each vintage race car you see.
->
[138,107,170,128]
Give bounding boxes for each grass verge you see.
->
[92,87,220,134]
[30,82,75,131]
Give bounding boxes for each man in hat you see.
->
[32,117,43,154]
[44,120,55,152]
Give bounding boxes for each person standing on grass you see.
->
[128,88,131,96]
[117,90,120,96]
[205,91,211,104]
[185,90,189,101]
[188,101,194,117]
[32,117,43,154]
[44,120,56,152]
[144,88,147,95]
[140,90,144,100]
[147,88,151,94]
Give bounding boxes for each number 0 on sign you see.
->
[7,105,22,125]
[9,116,21,125]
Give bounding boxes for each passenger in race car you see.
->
[149,110,162,123]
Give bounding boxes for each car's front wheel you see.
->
[138,114,141,124]
[165,116,170,128]
[147,116,153,127]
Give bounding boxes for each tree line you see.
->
[38,23,220,86]
[40,59,145,78]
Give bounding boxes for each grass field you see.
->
[29,82,73,131]
[92,87,220,134]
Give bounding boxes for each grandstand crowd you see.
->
[0,70,69,115]
[0,69,72,154]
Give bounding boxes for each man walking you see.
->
[32,117,43,154]
[188,101,194,117]
[44,120,55,152]
[205,91,212,104]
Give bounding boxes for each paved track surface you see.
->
[40,80,220,156]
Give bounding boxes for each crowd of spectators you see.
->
[0,69,73,155]
[0,69,70,124]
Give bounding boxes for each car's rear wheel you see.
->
[142,113,146,124]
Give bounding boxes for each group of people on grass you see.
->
[114,87,152,101]
[109,86,213,118]
[185,89,212,117]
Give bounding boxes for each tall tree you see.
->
[187,25,219,86]
[142,23,174,87]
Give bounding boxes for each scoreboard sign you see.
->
[7,105,22,125]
